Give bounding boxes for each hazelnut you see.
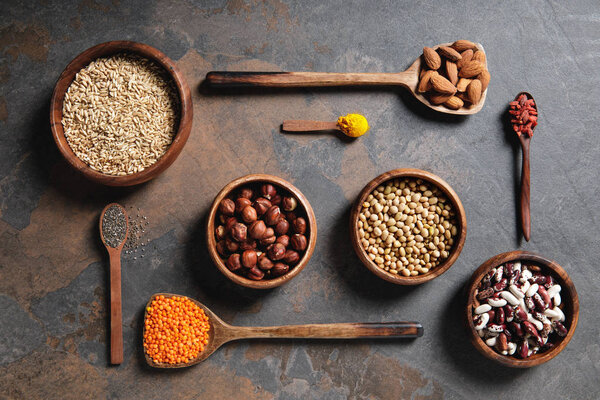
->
[257,254,274,270]
[242,250,258,268]
[276,235,290,247]
[259,230,277,246]
[225,238,239,253]
[282,196,297,212]
[291,234,308,251]
[283,250,300,265]
[239,239,257,251]
[253,197,272,216]
[235,197,252,214]
[216,240,228,256]
[292,217,307,234]
[215,225,226,241]
[219,198,235,216]
[230,223,247,242]
[260,183,277,199]
[247,267,265,280]
[224,216,238,232]
[271,263,289,277]
[285,212,297,222]
[226,253,242,271]
[248,220,267,240]
[241,205,258,223]
[267,243,286,261]
[239,187,254,199]
[219,214,227,224]
[274,218,289,235]
[271,195,282,206]
[264,206,281,226]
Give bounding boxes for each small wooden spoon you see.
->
[513,92,537,242]
[144,293,423,368]
[205,42,487,115]
[100,203,129,365]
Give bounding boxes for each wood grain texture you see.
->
[99,203,129,365]
[349,168,467,285]
[206,174,317,289]
[205,42,488,116]
[464,251,579,368]
[50,41,193,186]
[143,293,423,369]
[282,120,339,132]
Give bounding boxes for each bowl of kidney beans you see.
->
[465,251,579,367]
[207,174,317,289]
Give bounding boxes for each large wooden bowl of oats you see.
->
[50,41,192,186]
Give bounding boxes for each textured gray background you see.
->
[1,0,599,399]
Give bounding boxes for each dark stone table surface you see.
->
[1,1,599,398]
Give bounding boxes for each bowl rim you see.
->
[349,168,467,285]
[50,40,193,186]
[465,250,579,368]
[206,174,317,289]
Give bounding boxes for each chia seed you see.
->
[124,206,149,252]
[101,205,127,248]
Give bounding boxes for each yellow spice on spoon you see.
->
[336,114,369,137]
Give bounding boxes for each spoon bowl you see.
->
[143,293,424,368]
[205,42,488,115]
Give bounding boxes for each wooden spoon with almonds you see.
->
[205,41,488,115]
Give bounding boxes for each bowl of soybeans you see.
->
[349,168,467,285]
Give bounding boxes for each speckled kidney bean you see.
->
[495,307,505,324]
[472,261,568,359]
[493,278,508,292]
[477,287,494,300]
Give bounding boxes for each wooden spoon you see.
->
[513,92,537,242]
[99,203,129,364]
[205,42,487,115]
[144,293,423,368]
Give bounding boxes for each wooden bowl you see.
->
[349,168,467,285]
[465,251,579,368]
[206,174,317,289]
[50,41,193,186]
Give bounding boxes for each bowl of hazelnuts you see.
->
[206,174,317,289]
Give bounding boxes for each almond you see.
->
[451,40,476,52]
[430,74,457,95]
[444,96,464,110]
[456,78,472,92]
[423,47,441,70]
[418,70,438,93]
[428,93,453,105]
[438,46,462,62]
[467,79,482,104]
[478,69,490,91]
[472,50,486,63]
[457,49,473,69]
[446,60,458,85]
[458,61,485,78]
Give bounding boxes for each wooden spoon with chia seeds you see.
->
[100,203,129,365]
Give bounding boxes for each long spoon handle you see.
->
[229,321,423,340]
[205,71,413,88]
[108,249,123,364]
[282,120,339,132]
[520,139,531,241]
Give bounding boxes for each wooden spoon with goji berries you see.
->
[509,92,538,242]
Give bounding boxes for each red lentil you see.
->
[143,295,210,364]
